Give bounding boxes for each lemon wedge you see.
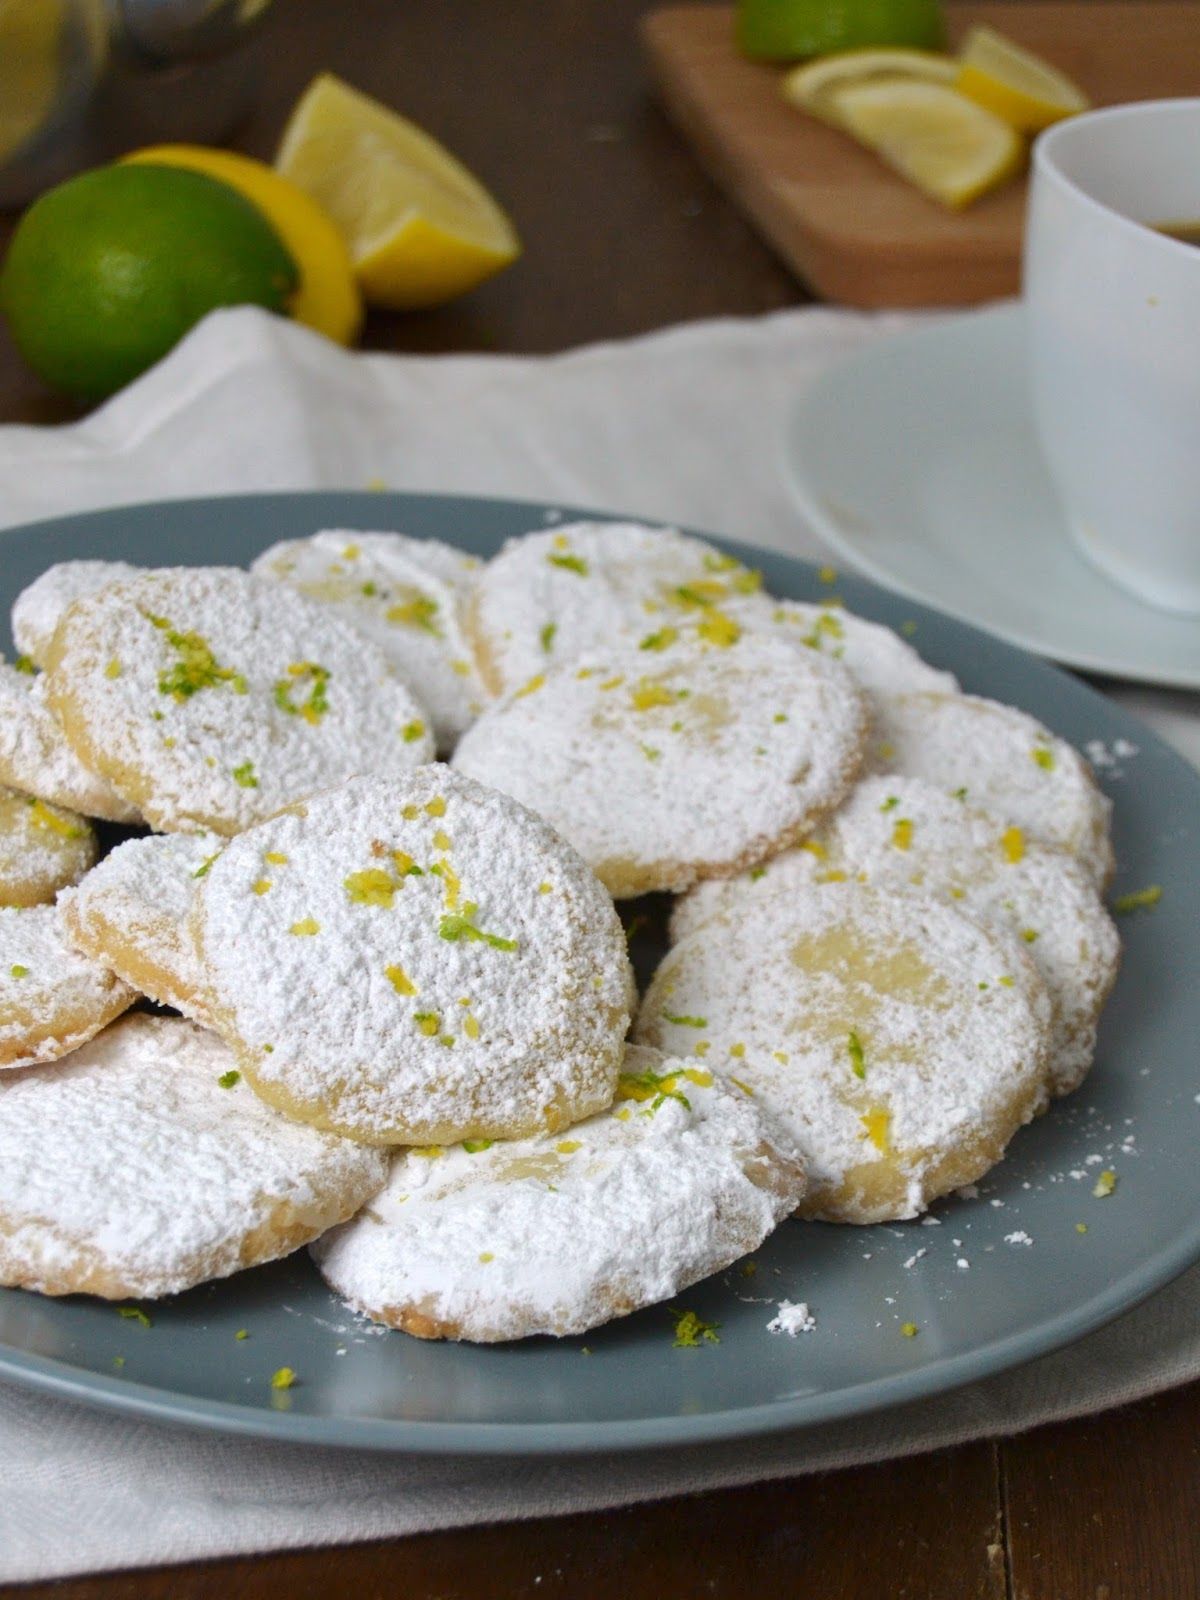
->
[830,79,1024,208]
[275,74,520,310]
[782,47,957,125]
[956,25,1089,132]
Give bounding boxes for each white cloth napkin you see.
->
[2,304,1198,1582]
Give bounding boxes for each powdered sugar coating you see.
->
[251,529,487,751]
[0,1013,389,1299]
[871,692,1114,887]
[313,1044,806,1342]
[732,598,959,707]
[0,785,96,908]
[637,880,1052,1224]
[0,662,141,824]
[11,559,143,669]
[672,776,1120,1098]
[467,522,778,695]
[45,567,435,836]
[60,831,220,1022]
[0,903,135,1070]
[453,632,868,897]
[195,769,635,1145]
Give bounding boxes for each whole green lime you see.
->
[0,162,299,402]
[736,0,945,60]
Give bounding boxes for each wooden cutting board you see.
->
[640,3,1200,306]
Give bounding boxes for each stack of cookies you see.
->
[0,521,1119,1340]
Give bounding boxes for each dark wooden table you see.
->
[3,2,1199,1595]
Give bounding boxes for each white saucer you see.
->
[784,302,1200,690]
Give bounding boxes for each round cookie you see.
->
[0,785,97,908]
[637,879,1052,1224]
[870,691,1114,887]
[12,559,143,669]
[733,598,959,706]
[452,629,868,897]
[252,529,487,751]
[1,903,135,1070]
[45,566,436,836]
[194,768,635,1146]
[312,1044,806,1342]
[467,521,777,696]
[672,776,1120,1099]
[0,1013,389,1300]
[60,831,221,1022]
[0,660,141,823]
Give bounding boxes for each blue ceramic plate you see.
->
[0,490,1196,1455]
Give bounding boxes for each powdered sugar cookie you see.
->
[871,692,1114,887]
[11,559,143,669]
[0,1013,389,1299]
[452,630,867,897]
[194,768,635,1146]
[313,1044,806,1342]
[672,776,1119,1098]
[467,521,776,696]
[637,880,1052,1223]
[0,904,135,1070]
[0,661,141,824]
[252,529,487,751]
[45,566,435,836]
[60,831,220,1022]
[734,598,959,706]
[0,785,97,908]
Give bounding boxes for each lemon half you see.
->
[275,74,520,311]
[831,78,1024,208]
[956,26,1089,133]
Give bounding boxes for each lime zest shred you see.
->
[547,552,589,576]
[696,611,741,647]
[12,653,35,674]
[1113,885,1162,915]
[901,1322,919,1337]
[217,1069,240,1088]
[669,1307,720,1348]
[104,657,121,679]
[462,1138,493,1153]
[273,661,330,724]
[848,1031,866,1079]
[145,613,247,701]
[270,1367,296,1390]
[414,1012,441,1036]
[235,1328,249,1340]
[879,794,899,812]
[891,817,914,851]
[192,853,218,880]
[401,719,426,743]
[617,1066,693,1112]
[385,594,442,636]
[1032,745,1056,771]
[661,1011,707,1028]
[640,626,679,651]
[438,905,517,952]
[232,760,258,789]
[118,1306,151,1327]
[9,965,27,979]
[1093,1169,1117,1198]
[540,622,557,653]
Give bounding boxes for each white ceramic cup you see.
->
[1024,99,1200,615]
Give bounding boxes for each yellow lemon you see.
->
[122,144,362,346]
[830,78,1024,208]
[956,26,1089,134]
[274,73,520,311]
[782,46,957,124]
